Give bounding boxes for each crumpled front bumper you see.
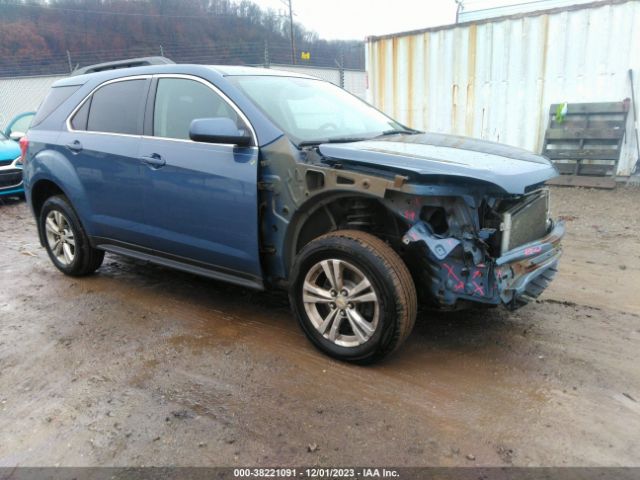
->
[495,220,564,308]
[402,220,565,309]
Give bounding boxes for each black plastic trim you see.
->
[91,236,264,290]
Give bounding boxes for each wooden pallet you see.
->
[542,100,629,186]
[546,175,617,189]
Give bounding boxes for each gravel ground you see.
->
[0,186,639,467]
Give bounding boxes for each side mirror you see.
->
[189,118,252,146]
[9,131,25,141]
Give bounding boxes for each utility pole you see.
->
[455,0,464,23]
[286,0,296,64]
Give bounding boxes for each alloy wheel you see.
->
[45,210,76,266]
[302,258,380,348]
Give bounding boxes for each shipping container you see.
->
[366,0,640,175]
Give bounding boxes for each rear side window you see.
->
[86,79,148,135]
[32,85,80,127]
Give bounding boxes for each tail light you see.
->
[19,136,29,164]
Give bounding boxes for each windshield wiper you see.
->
[298,137,370,147]
[379,128,420,136]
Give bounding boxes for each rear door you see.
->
[57,76,150,244]
[137,75,262,287]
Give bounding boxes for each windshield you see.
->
[229,75,406,145]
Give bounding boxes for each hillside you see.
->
[0,0,365,76]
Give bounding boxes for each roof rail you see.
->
[70,56,175,76]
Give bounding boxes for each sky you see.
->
[253,0,459,41]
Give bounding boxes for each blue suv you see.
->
[23,61,564,362]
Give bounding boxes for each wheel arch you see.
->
[281,191,408,281]
[27,147,94,244]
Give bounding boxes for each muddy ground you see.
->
[0,186,639,467]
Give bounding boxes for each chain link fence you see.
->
[0,64,366,131]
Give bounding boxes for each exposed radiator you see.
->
[500,190,550,253]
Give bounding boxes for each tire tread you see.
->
[291,229,417,362]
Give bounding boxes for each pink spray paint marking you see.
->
[471,281,485,296]
[524,246,543,256]
[443,263,465,291]
[404,210,416,222]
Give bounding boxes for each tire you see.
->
[39,195,104,276]
[289,230,417,364]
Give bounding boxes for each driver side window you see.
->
[153,78,240,140]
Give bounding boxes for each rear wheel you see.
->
[40,195,104,276]
[290,230,417,364]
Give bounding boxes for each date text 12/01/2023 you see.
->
[233,468,400,478]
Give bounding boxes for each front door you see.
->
[138,76,262,286]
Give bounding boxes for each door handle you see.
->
[66,140,83,153]
[139,153,166,168]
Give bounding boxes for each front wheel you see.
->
[289,230,417,364]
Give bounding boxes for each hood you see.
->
[0,138,20,162]
[318,132,558,194]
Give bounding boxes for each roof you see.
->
[53,63,317,88]
[366,0,633,41]
[210,65,315,78]
[70,56,175,76]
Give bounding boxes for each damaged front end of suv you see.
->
[398,185,563,310]
[259,131,564,312]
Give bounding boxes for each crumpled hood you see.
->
[318,132,559,194]
[0,138,20,162]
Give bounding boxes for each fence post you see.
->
[264,40,270,68]
[66,51,73,73]
[160,45,165,57]
[335,51,345,88]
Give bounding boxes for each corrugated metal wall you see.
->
[366,0,640,175]
[0,66,366,131]
[458,0,598,22]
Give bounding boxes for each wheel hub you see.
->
[302,258,379,348]
[44,210,76,266]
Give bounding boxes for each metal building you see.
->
[366,0,640,175]
[458,0,599,22]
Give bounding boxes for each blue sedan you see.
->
[0,130,24,197]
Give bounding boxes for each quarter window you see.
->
[70,99,91,130]
[153,78,240,140]
[32,85,80,127]
[86,79,147,135]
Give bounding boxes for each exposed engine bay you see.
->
[395,189,563,309]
